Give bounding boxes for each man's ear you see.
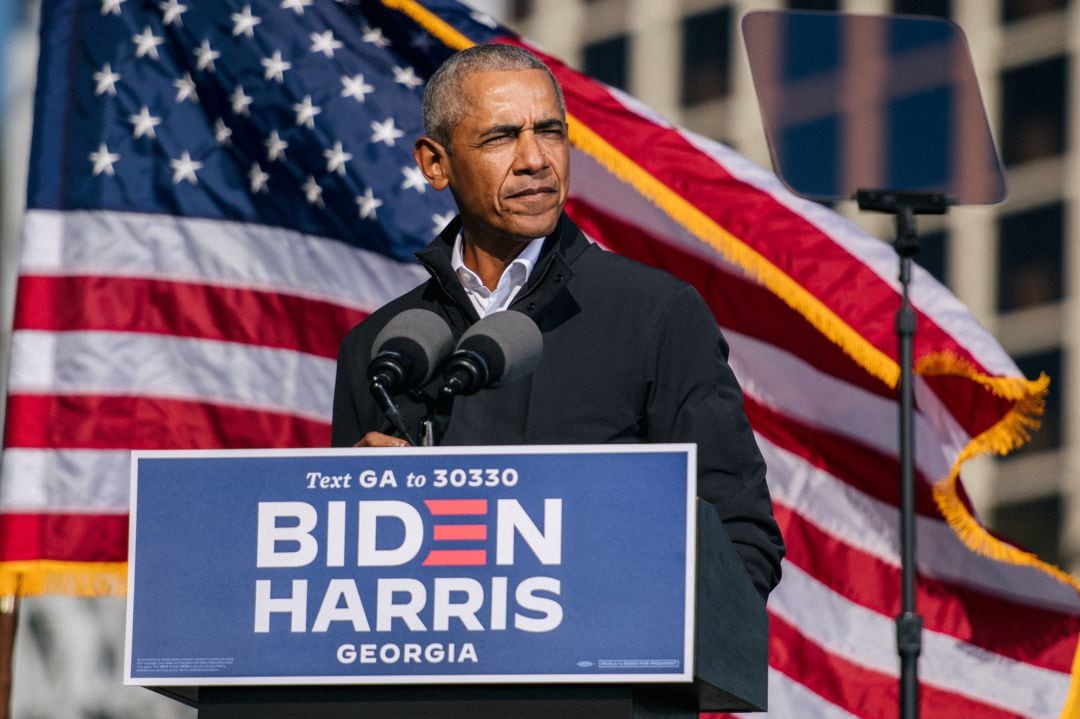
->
[413,136,450,191]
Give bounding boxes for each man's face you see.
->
[424,69,570,246]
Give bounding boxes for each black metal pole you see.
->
[894,205,922,719]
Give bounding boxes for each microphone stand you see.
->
[855,189,948,719]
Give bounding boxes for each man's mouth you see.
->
[507,186,556,199]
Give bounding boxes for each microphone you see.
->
[440,310,543,397]
[368,309,454,394]
[367,309,454,443]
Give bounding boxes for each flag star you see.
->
[302,175,324,206]
[261,50,292,83]
[410,32,435,52]
[393,65,423,90]
[361,24,391,48]
[281,0,312,13]
[214,118,233,145]
[293,95,321,128]
[310,30,343,58]
[230,85,253,116]
[264,130,288,162]
[323,141,352,176]
[159,0,188,26]
[401,166,427,193]
[101,0,125,15]
[249,163,270,193]
[470,11,499,28]
[89,143,120,176]
[170,150,202,184]
[173,72,198,103]
[194,40,220,72]
[432,211,455,236]
[340,73,374,102]
[129,106,162,139]
[356,188,383,220]
[370,117,404,146]
[132,26,165,60]
[93,63,121,96]
[231,5,262,38]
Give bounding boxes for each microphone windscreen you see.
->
[371,309,454,387]
[458,310,543,386]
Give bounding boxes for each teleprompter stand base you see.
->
[148,500,767,718]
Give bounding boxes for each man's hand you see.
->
[354,432,410,448]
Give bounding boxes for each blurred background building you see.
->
[0,0,1073,716]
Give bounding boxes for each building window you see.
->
[1007,348,1064,453]
[997,202,1065,312]
[583,35,629,91]
[1001,57,1068,166]
[917,229,948,286]
[991,494,1062,566]
[681,7,731,105]
[1002,0,1069,23]
[509,0,532,22]
[892,0,951,17]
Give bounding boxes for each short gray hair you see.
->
[422,44,566,149]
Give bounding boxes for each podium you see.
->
[126,446,767,717]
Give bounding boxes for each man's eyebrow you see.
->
[478,123,523,139]
[478,118,567,138]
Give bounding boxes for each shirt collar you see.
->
[451,232,546,292]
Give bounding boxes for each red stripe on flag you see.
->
[422,550,486,566]
[424,499,488,516]
[774,503,1080,672]
[0,513,128,562]
[768,613,1029,719]
[14,274,368,359]
[4,393,330,450]
[432,524,487,541]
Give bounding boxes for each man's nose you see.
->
[513,130,548,173]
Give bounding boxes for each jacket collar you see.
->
[415,212,587,323]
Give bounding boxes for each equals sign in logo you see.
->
[422,499,488,566]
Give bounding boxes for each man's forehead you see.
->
[459,69,561,109]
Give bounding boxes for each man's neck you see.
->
[461,231,531,290]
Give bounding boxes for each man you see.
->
[332,45,783,599]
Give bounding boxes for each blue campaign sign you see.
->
[124,445,696,686]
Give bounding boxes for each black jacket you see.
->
[332,213,784,597]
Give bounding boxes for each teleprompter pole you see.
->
[856,190,948,719]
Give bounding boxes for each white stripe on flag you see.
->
[7,330,335,422]
[18,209,428,310]
[0,449,131,512]
[758,667,862,719]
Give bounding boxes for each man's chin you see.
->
[507,209,561,240]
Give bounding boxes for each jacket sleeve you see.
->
[644,284,785,599]
[331,326,373,447]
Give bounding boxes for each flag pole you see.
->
[856,189,948,719]
[0,596,17,719]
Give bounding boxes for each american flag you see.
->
[2,0,1078,717]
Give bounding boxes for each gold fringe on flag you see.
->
[0,561,126,598]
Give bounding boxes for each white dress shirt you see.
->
[451,233,546,317]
